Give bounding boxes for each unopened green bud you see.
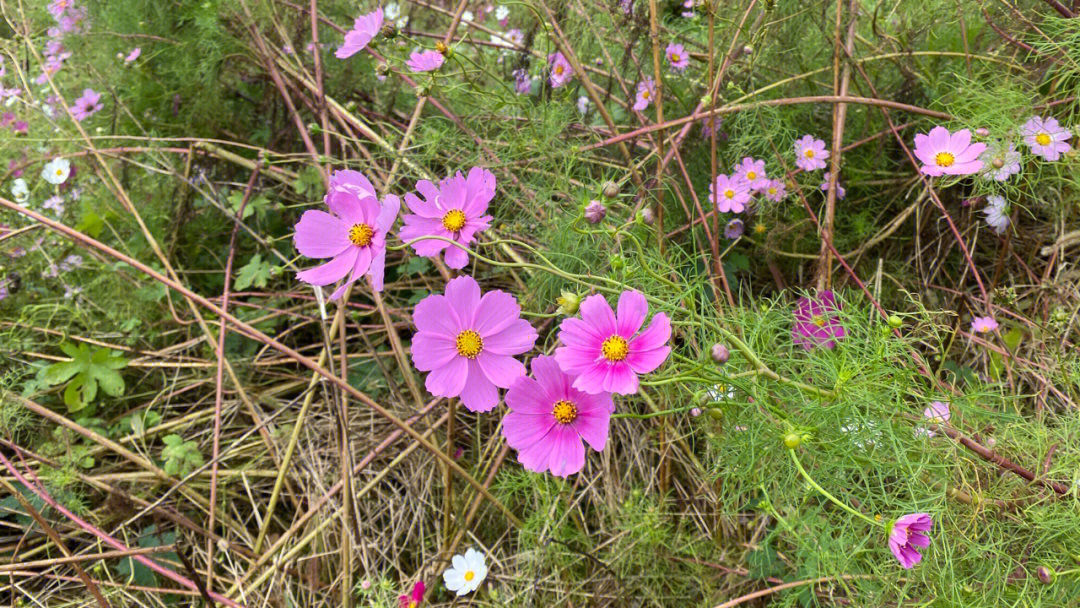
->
[556,290,582,315]
[783,432,802,449]
[887,315,903,328]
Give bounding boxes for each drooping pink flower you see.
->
[632,77,655,112]
[912,126,985,176]
[709,173,750,214]
[792,290,846,350]
[793,135,829,171]
[548,52,572,88]
[336,8,383,58]
[1021,115,1072,161]
[554,290,671,395]
[294,170,400,298]
[398,581,425,608]
[971,316,998,334]
[71,89,103,121]
[734,157,768,191]
[502,355,613,477]
[411,276,537,412]
[820,172,845,200]
[399,167,494,269]
[762,179,786,202]
[888,513,932,569]
[124,48,141,63]
[407,50,445,72]
[665,43,689,72]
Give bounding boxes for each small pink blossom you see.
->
[407,50,445,72]
[762,179,786,202]
[917,401,950,438]
[124,48,141,63]
[513,68,531,94]
[888,513,932,569]
[734,157,768,190]
[548,52,572,88]
[971,316,998,334]
[912,126,985,176]
[979,143,1021,181]
[554,291,671,395]
[792,290,846,350]
[632,77,655,112]
[793,135,829,171]
[502,355,613,477]
[1021,115,1072,161]
[982,195,1009,235]
[819,172,845,200]
[336,8,384,58]
[709,173,750,214]
[398,581,425,608]
[411,276,537,412]
[71,88,104,121]
[665,43,689,72]
[399,167,494,269]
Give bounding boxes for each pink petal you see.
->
[603,362,639,395]
[411,333,458,371]
[476,352,526,388]
[503,409,557,449]
[403,191,440,217]
[376,194,400,233]
[928,126,950,150]
[530,355,570,398]
[399,216,451,256]
[296,247,359,286]
[505,375,555,415]
[413,294,462,337]
[579,294,617,337]
[514,427,558,473]
[625,346,671,374]
[571,405,610,452]
[483,319,538,355]
[558,317,606,347]
[459,360,500,412]
[368,247,386,292]
[616,290,648,337]
[325,189,365,225]
[547,425,586,477]
[474,290,522,336]
[947,129,971,154]
[443,242,471,269]
[952,142,985,164]
[445,276,481,325]
[294,210,351,259]
[569,361,610,395]
[630,313,671,352]
[424,354,468,398]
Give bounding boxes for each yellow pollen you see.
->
[804,149,815,158]
[442,209,467,232]
[934,151,955,167]
[463,570,475,582]
[347,223,374,246]
[552,399,578,424]
[768,187,777,195]
[724,189,735,199]
[555,65,564,75]
[601,335,629,362]
[642,90,650,99]
[455,330,483,358]
[746,171,756,180]
[409,603,418,608]
[811,315,827,328]
[56,169,64,176]
[1035,132,1051,146]
[671,53,680,62]
[754,223,766,234]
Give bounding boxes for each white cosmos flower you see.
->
[983,195,1010,235]
[11,178,29,203]
[495,4,509,20]
[42,158,71,185]
[461,10,474,23]
[443,548,487,596]
[384,2,401,19]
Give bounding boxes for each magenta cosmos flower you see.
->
[548,52,572,88]
[502,356,614,477]
[71,89,103,121]
[971,316,998,334]
[912,126,985,176]
[336,8,383,58]
[762,179,786,202]
[411,276,537,412]
[734,156,768,191]
[794,135,828,171]
[709,173,750,213]
[398,581,425,608]
[665,43,689,72]
[294,170,400,299]
[1021,115,1072,161]
[399,167,494,269]
[792,290,846,350]
[888,513,932,569]
[555,290,671,395]
[632,77,655,112]
[407,50,445,73]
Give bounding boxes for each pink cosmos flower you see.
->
[912,126,985,176]
[762,179,786,202]
[399,167,494,269]
[971,316,998,334]
[502,356,613,477]
[411,276,538,412]
[665,43,689,72]
[294,170,400,299]
[71,89,103,121]
[513,68,531,94]
[820,172,845,200]
[407,50,445,73]
[734,157,768,190]
[888,513,932,569]
[723,218,744,239]
[917,401,950,438]
[548,52,572,88]
[336,8,383,58]
[1021,115,1072,161]
[983,195,1009,235]
[48,0,72,20]
[792,290,846,350]
[979,143,1021,181]
[554,290,671,395]
[632,77,655,112]
[709,173,750,214]
[398,581,425,608]
[794,135,828,171]
[124,48,141,63]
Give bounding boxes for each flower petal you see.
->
[579,294,617,337]
[476,352,526,388]
[616,290,648,337]
[547,425,586,477]
[294,210,352,259]
[459,360,500,412]
[483,319,538,355]
[425,355,468,399]
[445,276,481,326]
[474,290,522,336]
[411,332,458,371]
[296,247,360,286]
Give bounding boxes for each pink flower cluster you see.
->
[709,156,787,214]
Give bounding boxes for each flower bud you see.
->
[556,290,582,315]
[887,315,903,328]
[743,45,753,55]
[376,62,390,76]
[436,41,450,56]
[975,127,989,137]
[690,407,702,417]
[710,343,729,364]
[638,208,655,225]
[783,432,802,449]
[609,254,625,270]
[992,157,1004,169]
[584,200,606,224]
[1036,566,1055,585]
[699,95,712,106]
[381,23,397,39]
[601,180,619,198]
[708,408,724,421]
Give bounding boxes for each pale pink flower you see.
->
[71,89,103,121]
[665,43,689,72]
[407,50,445,72]
[912,126,985,176]
[548,52,572,88]
[124,48,141,63]
[632,77,655,112]
[820,172,845,200]
[762,179,786,202]
[709,173,750,214]
[979,143,1021,181]
[1021,115,1072,161]
[888,513,932,569]
[336,8,384,58]
[794,135,828,171]
[399,167,494,269]
[734,157,768,190]
[971,316,998,334]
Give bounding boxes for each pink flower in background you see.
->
[792,290,846,350]
[819,172,845,200]
[411,276,537,412]
[917,401,950,438]
[710,173,750,213]
[398,581,425,608]
[124,48,141,63]
[632,77,655,111]
[12,121,27,135]
[336,8,383,58]
[1021,115,1072,161]
[48,0,72,20]
[700,116,721,139]
[912,126,985,176]
[979,143,1021,181]
[399,166,495,269]
[762,179,786,202]
[888,513,932,569]
[794,135,829,171]
[294,170,400,298]
[723,218,744,239]
[982,195,1009,235]
[971,316,998,334]
[502,356,613,477]
[548,52,572,88]
[555,290,671,395]
[513,68,531,94]
[71,89,103,121]
[407,50,445,72]
[666,43,689,72]
[734,157,768,191]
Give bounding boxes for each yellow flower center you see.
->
[934,151,955,167]
[455,330,483,358]
[804,149,815,158]
[555,65,564,75]
[812,315,827,328]
[348,223,374,246]
[1035,132,1051,146]
[767,187,777,195]
[442,209,467,232]
[642,90,650,99]
[552,399,578,424]
[601,335,629,362]
[409,603,418,608]
[463,570,475,582]
[724,189,735,199]
[746,171,756,180]
[754,223,766,234]
[55,169,64,177]
[671,53,680,62]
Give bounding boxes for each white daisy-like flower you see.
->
[443,548,487,596]
[42,157,71,185]
[495,4,509,20]
[982,195,1009,235]
[461,10,474,23]
[11,178,29,204]
[576,95,589,115]
[384,2,401,19]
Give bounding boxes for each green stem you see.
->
[789,449,882,528]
